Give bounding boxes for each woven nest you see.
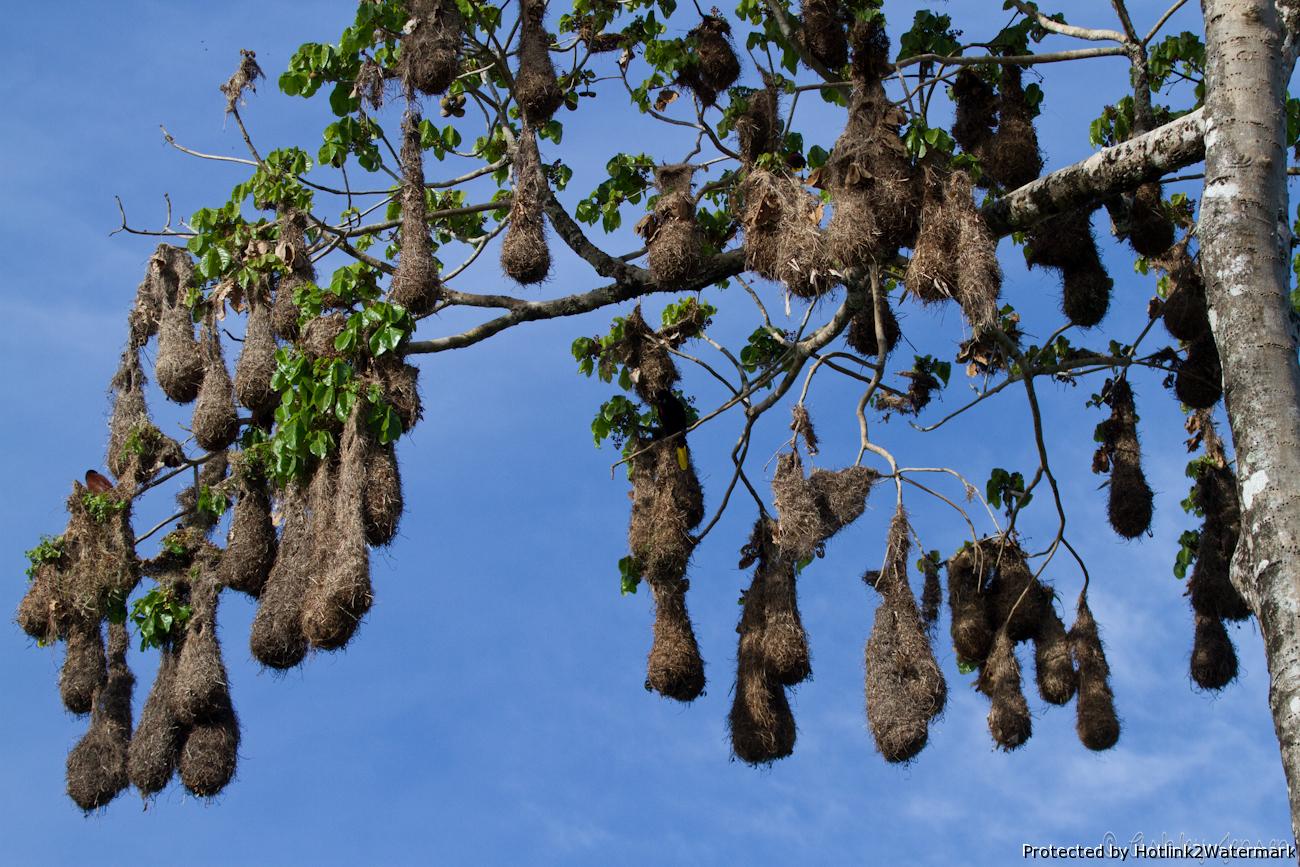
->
[220,460,277,596]
[192,320,240,453]
[741,168,828,298]
[1125,182,1175,257]
[845,281,900,358]
[66,622,133,811]
[399,0,462,96]
[1024,208,1113,328]
[1032,604,1077,705]
[1175,333,1223,409]
[771,452,877,562]
[128,641,183,796]
[169,575,232,726]
[155,290,204,405]
[1161,243,1210,342]
[947,543,993,664]
[515,0,564,124]
[51,481,139,636]
[1070,595,1120,750]
[107,351,181,483]
[1102,379,1154,539]
[501,127,552,285]
[249,482,312,669]
[679,15,740,106]
[951,68,996,160]
[1190,613,1238,690]
[1187,462,1250,622]
[645,577,705,701]
[824,84,916,268]
[643,164,703,287]
[800,0,848,70]
[234,296,279,416]
[60,617,107,715]
[303,412,375,651]
[178,703,239,798]
[376,355,424,432]
[627,438,705,584]
[391,109,441,316]
[983,64,1042,190]
[735,86,780,165]
[271,208,313,340]
[362,436,404,546]
[864,509,947,762]
[977,629,1032,750]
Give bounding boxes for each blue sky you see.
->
[2,1,1295,864]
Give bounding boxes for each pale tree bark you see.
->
[1199,0,1300,841]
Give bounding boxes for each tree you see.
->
[14,0,1300,842]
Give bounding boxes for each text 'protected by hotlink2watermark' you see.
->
[1021,832,1296,862]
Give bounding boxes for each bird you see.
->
[84,470,114,493]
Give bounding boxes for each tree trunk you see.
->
[1199,0,1300,842]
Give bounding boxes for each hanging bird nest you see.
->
[977,629,1032,750]
[390,109,441,315]
[740,166,828,298]
[1070,595,1121,750]
[515,0,564,124]
[154,250,205,404]
[127,638,184,797]
[249,482,313,669]
[1161,242,1210,342]
[192,317,240,453]
[66,622,134,811]
[220,457,277,597]
[1094,378,1154,539]
[642,164,703,287]
[399,0,463,96]
[951,68,997,161]
[501,126,553,285]
[983,63,1042,190]
[799,0,848,71]
[678,15,741,106]
[1024,208,1113,328]
[271,208,313,340]
[234,290,280,417]
[1175,333,1223,409]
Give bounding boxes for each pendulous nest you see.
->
[61,617,108,716]
[178,703,239,798]
[399,0,462,96]
[741,167,828,298]
[771,452,878,563]
[376,356,424,433]
[271,208,312,341]
[362,437,405,546]
[501,126,553,285]
[1024,208,1113,328]
[52,480,140,633]
[1190,613,1238,690]
[1125,182,1175,257]
[824,80,915,270]
[234,296,279,417]
[1161,243,1210,342]
[170,575,232,726]
[249,482,312,669]
[646,577,706,701]
[983,64,1042,190]
[800,0,848,71]
[1175,333,1223,409]
[977,629,1032,751]
[1187,459,1250,623]
[107,350,181,483]
[514,0,564,124]
[303,412,375,651]
[192,318,240,453]
[736,86,780,165]
[1070,595,1121,751]
[864,509,947,762]
[154,254,205,404]
[1097,378,1154,539]
[642,164,703,287]
[845,280,900,358]
[947,543,994,665]
[951,68,997,160]
[220,459,277,597]
[679,15,741,106]
[66,622,133,811]
[128,640,184,796]
[391,109,441,316]
[300,313,348,361]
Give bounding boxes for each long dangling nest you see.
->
[155,261,205,404]
[800,0,848,70]
[984,64,1042,190]
[904,162,958,304]
[1175,333,1223,409]
[1024,208,1113,328]
[848,17,891,85]
[390,109,441,315]
[770,452,878,562]
[271,208,313,341]
[220,458,277,597]
[741,167,828,298]
[234,294,279,417]
[515,0,564,124]
[303,412,375,651]
[501,126,552,285]
[845,280,901,358]
[679,15,741,106]
[51,480,139,635]
[399,0,462,96]
[1125,182,1174,257]
[951,68,997,160]
[1032,604,1078,705]
[169,575,232,726]
[128,639,184,796]
[646,577,706,701]
[126,254,170,349]
[66,622,133,811]
[642,164,703,287]
[1187,460,1250,622]
[864,509,947,762]
[824,77,916,269]
[1070,595,1120,750]
[177,703,239,798]
[1094,378,1154,539]
[948,172,1002,334]
[60,617,108,715]
[376,356,423,432]
[729,519,797,765]
[1161,243,1210,342]
[735,86,780,165]
[192,317,240,453]
[362,438,405,546]
[1190,613,1238,690]
[947,543,994,664]
[977,629,1032,751]
[249,482,312,669]
[107,350,181,483]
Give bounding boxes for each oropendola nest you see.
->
[61,617,108,715]
[303,413,375,651]
[1096,378,1155,540]
[220,459,277,597]
[978,629,1032,751]
[376,355,424,433]
[740,167,828,298]
[107,351,182,483]
[951,68,997,160]
[864,509,947,762]
[1175,333,1223,409]
[362,437,405,547]
[1070,596,1121,751]
[178,703,240,798]
[1024,208,1113,328]
[390,110,441,316]
[271,208,312,341]
[1161,243,1210,342]
[501,127,553,285]
[192,319,240,453]
[154,250,205,404]
[770,452,878,563]
[799,0,848,71]
[66,623,133,811]
[643,164,703,287]
[983,64,1042,190]
[234,296,279,418]
[128,640,183,796]
[729,519,798,765]
[399,0,463,96]
[1124,182,1175,257]
[170,576,232,727]
[845,281,901,358]
[645,577,706,702]
[735,86,780,165]
[249,482,312,669]
[1191,613,1239,691]
[1187,462,1251,623]
[679,15,740,106]
[514,0,564,124]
